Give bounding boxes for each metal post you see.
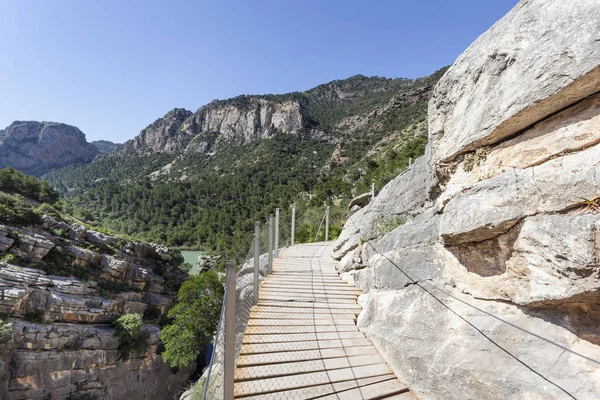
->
[274,208,280,257]
[371,183,375,199]
[325,206,330,242]
[223,260,236,400]
[253,221,260,305]
[268,214,273,274]
[291,203,296,246]
[409,157,413,167]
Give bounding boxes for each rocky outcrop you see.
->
[0,121,99,176]
[120,99,312,155]
[429,0,600,163]
[0,321,189,400]
[121,108,193,153]
[0,217,190,399]
[334,1,600,399]
[91,140,121,154]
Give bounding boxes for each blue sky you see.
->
[0,0,518,143]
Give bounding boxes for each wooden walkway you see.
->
[234,243,416,399]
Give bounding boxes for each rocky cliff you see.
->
[334,0,600,399]
[0,193,192,399]
[116,73,443,158]
[119,98,311,155]
[0,121,99,176]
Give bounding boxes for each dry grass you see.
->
[574,196,600,214]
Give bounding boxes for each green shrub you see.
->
[0,254,18,264]
[0,319,12,343]
[179,262,193,272]
[0,167,59,203]
[36,203,63,219]
[161,271,224,369]
[379,215,406,235]
[98,280,140,298]
[188,377,206,400]
[113,313,148,358]
[0,192,41,225]
[23,310,45,324]
[143,305,162,323]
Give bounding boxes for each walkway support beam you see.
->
[268,214,273,274]
[223,260,236,400]
[253,222,260,305]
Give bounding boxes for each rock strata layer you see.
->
[0,217,190,399]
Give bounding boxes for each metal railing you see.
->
[200,205,330,400]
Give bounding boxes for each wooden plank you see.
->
[385,392,419,400]
[242,331,365,344]
[233,363,393,397]
[258,295,358,304]
[249,312,357,320]
[259,284,362,293]
[244,325,359,334]
[315,379,410,400]
[237,375,396,400]
[259,286,361,295]
[252,306,359,315]
[257,300,361,310]
[259,291,358,300]
[234,354,386,381]
[237,346,380,367]
[240,338,373,354]
[246,318,356,326]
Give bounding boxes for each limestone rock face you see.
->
[0,121,98,176]
[122,108,193,153]
[0,218,190,399]
[120,98,314,155]
[334,1,600,399]
[429,0,600,163]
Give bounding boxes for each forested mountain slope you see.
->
[44,69,447,255]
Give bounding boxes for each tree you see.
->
[161,271,224,369]
[113,313,148,358]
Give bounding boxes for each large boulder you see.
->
[429,0,600,163]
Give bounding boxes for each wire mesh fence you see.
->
[200,206,337,400]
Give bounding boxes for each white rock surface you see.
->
[429,0,600,163]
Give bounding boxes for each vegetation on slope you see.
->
[44,68,448,261]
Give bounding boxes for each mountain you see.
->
[44,69,446,255]
[0,121,99,176]
[92,140,122,154]
[115,72,445,157]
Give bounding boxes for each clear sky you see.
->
[0,0,518,143]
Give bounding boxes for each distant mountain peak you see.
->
[0,121,99,176]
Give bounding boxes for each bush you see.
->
[23,310,44,324]
[143,305,162,323]
[0,254,17,264]
[0,167,59,203]
[113,313,148,358]
[179,262,193,272]
[36,203,63,219]
[98,280,140,298]
[0,192,41,225]
[161,271,224,369]
[0,319,12,343]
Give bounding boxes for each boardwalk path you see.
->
[234,243,416,399]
